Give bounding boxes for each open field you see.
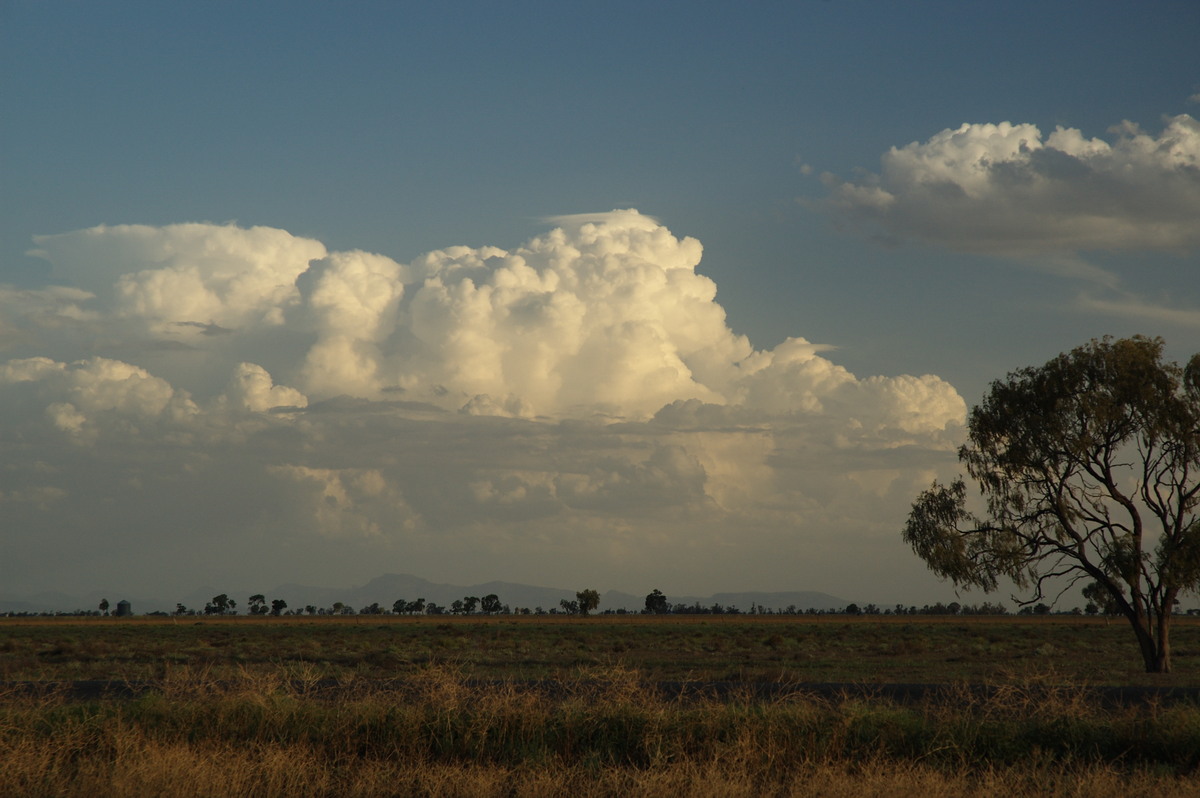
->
[4,614,1200,685]
[4,616,1200,796]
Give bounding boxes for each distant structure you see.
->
[114,600,132,617]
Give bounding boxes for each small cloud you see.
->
[540,209,661,228]
[220,362,307,413]
[174,321,234,336]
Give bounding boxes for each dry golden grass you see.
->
[2,664,1199,797]
[4,738,1198,797]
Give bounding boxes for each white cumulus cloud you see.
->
[4,211,967,601]
[31,223,327,331]
[26,211,965,432]
[0,356,198,441]
[220,362,308,413]
[823,114,1200,256]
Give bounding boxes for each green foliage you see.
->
[903,337,1200,672]
[204,594,235,615]
[576,589,600,615]
[644,589,669,614]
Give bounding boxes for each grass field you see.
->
[4,615,1200,796]
[4,613,1200,685]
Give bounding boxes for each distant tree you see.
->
[644,589,669,614]
[248,594,267,615]
[902,336,1200,673]
[360,602,383,615]
[958,602,1009,615]
[407,598,427,615]
[174,603,189,616]
[844,603,861,615]
[270,599,287,616]
[331,602,345,614]
[305,605,317,615]
[1082,581,1121,616]
[205,594,235,615]
[98,598,109,616]
[576,589,600,615]
[559,598,579,615]
[450,599,465,614]
[463,596,479,614]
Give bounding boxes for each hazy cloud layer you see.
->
[2,212,965,600]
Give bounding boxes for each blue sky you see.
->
[2,1,1198,607]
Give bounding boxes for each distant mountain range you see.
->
[0,573,849,615]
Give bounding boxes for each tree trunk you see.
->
[1125,610,1171,673]
[1153,606,1173,674]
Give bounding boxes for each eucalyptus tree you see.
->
[644,589,669,614]
[903,337,1200,673]
[576,589,600,615]
[205,594,236,615]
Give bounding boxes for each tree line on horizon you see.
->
[8,587,1169,619]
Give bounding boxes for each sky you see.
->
[2,0,1199,607]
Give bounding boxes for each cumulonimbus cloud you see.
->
[25,210,966,433]
[822,114,1200,257]
[3,212,966,599]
